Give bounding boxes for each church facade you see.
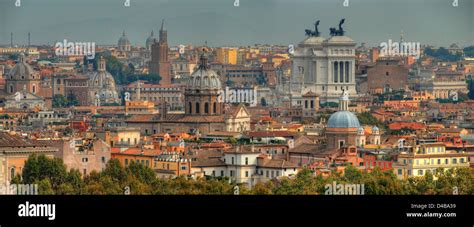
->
[291,19,357,104]
[127,52,251,135]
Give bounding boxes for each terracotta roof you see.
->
[192,158,226,167]
[258,158,298,169]
[247,131,296,138]
[388,122,425,130]
[112,148,161,156]
[176,115,225,123]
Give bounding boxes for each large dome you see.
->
[8,53,39,80]
[186,54,221,91]
[327,110,360,128]
[118,31,131,46]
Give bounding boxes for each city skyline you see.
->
[0,0,472,47]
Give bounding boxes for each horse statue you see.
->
[305,29,313,37]
[313,20,320,37]
[329,19,346,36]
[338,18,345,36]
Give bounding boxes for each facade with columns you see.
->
[291,32,357,104]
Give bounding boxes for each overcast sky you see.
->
[0,0,472,47]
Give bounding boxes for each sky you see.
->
[0,0,472,47]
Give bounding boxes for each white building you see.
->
[191,147,299,188]
[291,21,357,104]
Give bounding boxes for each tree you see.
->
[52,94,68,108]
[66,93,79,106]
[22,154,69,191]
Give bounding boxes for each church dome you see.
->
[327,110,360,129]
[146,30,155,49]
[8,53,39,80]
[118,31,131,47]
[88,57,120,104]
[186,54,221,91]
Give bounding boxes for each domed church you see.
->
[87,56,120,106]
[326,90,360,149]
[5,53,40,95]
[118,31,131,52]
[126,51,251,135]
[185,53,223,116]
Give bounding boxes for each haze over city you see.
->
[0,0,472,47]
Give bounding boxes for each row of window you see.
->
[124,159,150,167]
[420,146,446,154]
[204,169,286,179]
[398,168,441,176]
[188,102,217,114]
[402,158,465,165]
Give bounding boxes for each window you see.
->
[245,171,249,177]
[188,102,192,114]
[231,157,234,165]
[385,72,389,76]
[245,157,248,165]
[212,171,215,176]
[101,157,106,163]
[397,169,402,175]
[445,159,449,164]
[460,158,465,163]
[204,102,209,114]
[195,102,200,114]
[407,170,411,176]
[418,170,423,175]
[452,158,457,164]
[437,159,441,164]
[305,100,308,109]
[230,170,234,177]
[213,102,217,113]
[125,159,129,166]
[221,170,224,176]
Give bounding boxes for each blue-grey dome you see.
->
[327,111,360,128]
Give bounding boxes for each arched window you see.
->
[9,85,13,93]
[204,102,209,114]
[188,102,192,114]
[195,102,200,114]
[32,85,36,94]
[213,102,217,113]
